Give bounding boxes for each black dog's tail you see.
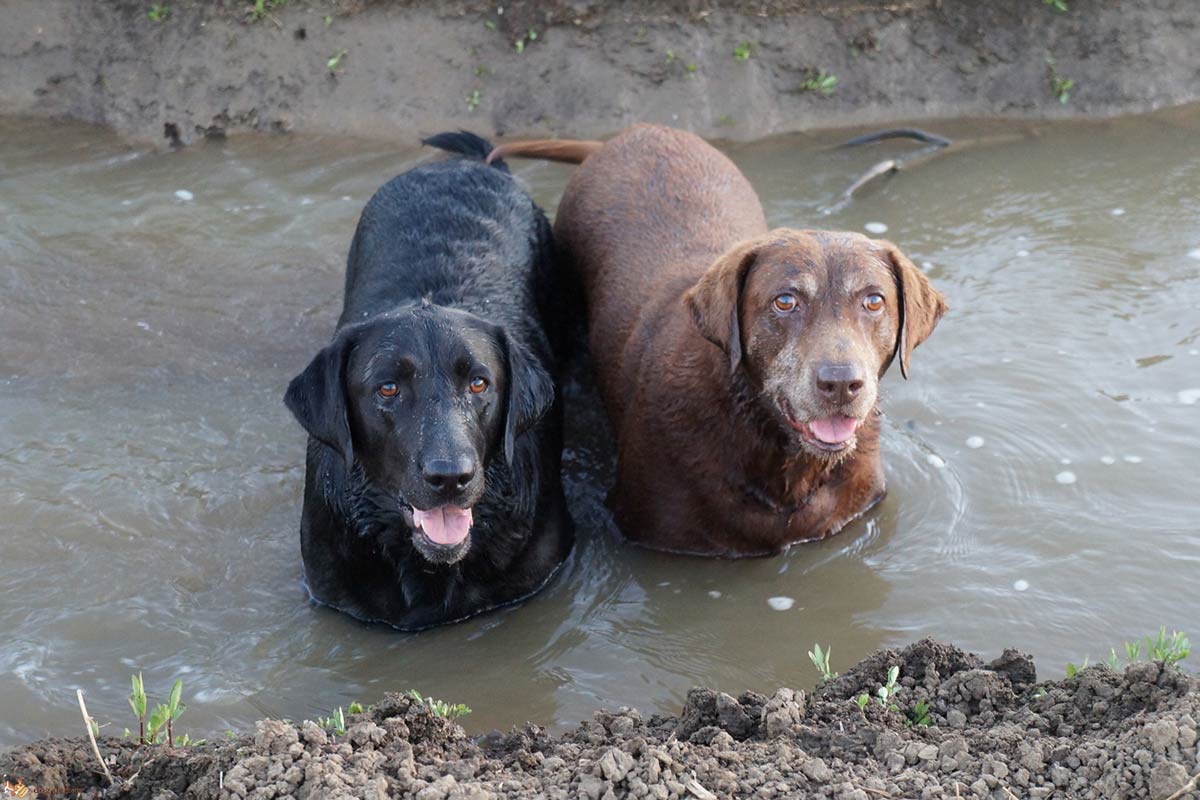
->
[422,130,510,173]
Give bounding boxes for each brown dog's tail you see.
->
[485,138,604,166]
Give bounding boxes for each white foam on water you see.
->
[1124,455,1143,464]
[1110,208,1125,216]
[1100,456,1116,465]
[1013,579,1030,592]
[174,189,194,201]
[864,222,888,234]
[921,261,934,272]
[1060,458,1072,465]
[1177,388,1200,405]
[708,590,722,599]
[1187,248,1200,261]
[300,197,314,206]
[1055,471,1077,485]
[1017,250,1030,257]
[767,596,795,611]
[926,454,946,468]
[966,436,985,449]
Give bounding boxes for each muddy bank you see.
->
[2,0,1199,147]
[4,639,1198,799]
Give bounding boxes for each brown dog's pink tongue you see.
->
[411,506,473,545]
[809,415,858,444]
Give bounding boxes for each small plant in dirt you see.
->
[733,41,753,61]
[1052,76,1074,104]
[407,690,471,720]
[318,707,347,736]
[855,665,901,711]
[1042,0,1068,11]
[148,4,170,22]
[907,699,932,728]
[248,0,287,23]
[514,29,538,54]
[1145,627,1190,665]
[808,643,837,682]
[145,679,187,745]
[327,49,348,73]
[466,90,482,112]
[128,673,148,745]
[800,70,839,96]
[1071,628,1189,677]
[716,114,735,127]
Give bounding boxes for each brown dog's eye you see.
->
[773,293,797,313]
[377,383,399,399]
[863,294,885,313]
[469,377,489,394]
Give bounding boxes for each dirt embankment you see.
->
[3,639,1199,799]
[2,0,1199,148]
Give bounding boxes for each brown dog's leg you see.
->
[486,139,604,166]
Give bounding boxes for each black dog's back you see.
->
[341,133,555,353]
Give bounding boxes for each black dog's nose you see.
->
[421,457,477,491]
[816,363,865,403]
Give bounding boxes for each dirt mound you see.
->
[3,0,1200,147]
[3,639,1198,799]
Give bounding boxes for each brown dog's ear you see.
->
[683,240,761,371]
[880,240,948,379]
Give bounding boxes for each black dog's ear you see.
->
[683,237,765,372]
[284,335,355,469]
[500,332,555,467]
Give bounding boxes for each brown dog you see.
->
[491,124,946,557]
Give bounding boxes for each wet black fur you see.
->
[284,131,573,630]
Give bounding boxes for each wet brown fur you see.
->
[494,125,946,556]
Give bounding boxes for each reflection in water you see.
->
[1,108,1198,747]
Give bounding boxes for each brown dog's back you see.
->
[500,125,768,423]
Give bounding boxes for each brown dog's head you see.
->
[684,229,946,459]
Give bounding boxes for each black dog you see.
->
[284,132,573,630]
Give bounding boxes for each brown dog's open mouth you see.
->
[781,402,863,453]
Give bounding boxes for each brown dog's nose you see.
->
[816,363,865,404]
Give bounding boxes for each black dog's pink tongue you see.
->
[808,415,858,445]
[412,506,473,545]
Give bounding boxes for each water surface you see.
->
[1,108,1198,746]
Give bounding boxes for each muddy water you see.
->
[1,109,1198,747]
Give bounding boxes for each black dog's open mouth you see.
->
[404,505,474,564]
[780,400,863,454]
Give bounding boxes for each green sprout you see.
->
[407,689,471,720]
[148,4,170,22]
[128,673,147,745]
[466,90,481,112]
[1053,76,1074,104]
[908,699,932,727]
[146,679,186,745]
[1043,0,1068,11]
[327,49,348,72]
[733,41,752,61]
[808,644,837,682]
[800,70,839,96]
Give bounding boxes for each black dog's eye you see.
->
[863,294,885,314]
[773,293,797,313]
[468,377,489,395]
[377,383,399,399]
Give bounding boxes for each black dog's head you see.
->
[284,304,554,565]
